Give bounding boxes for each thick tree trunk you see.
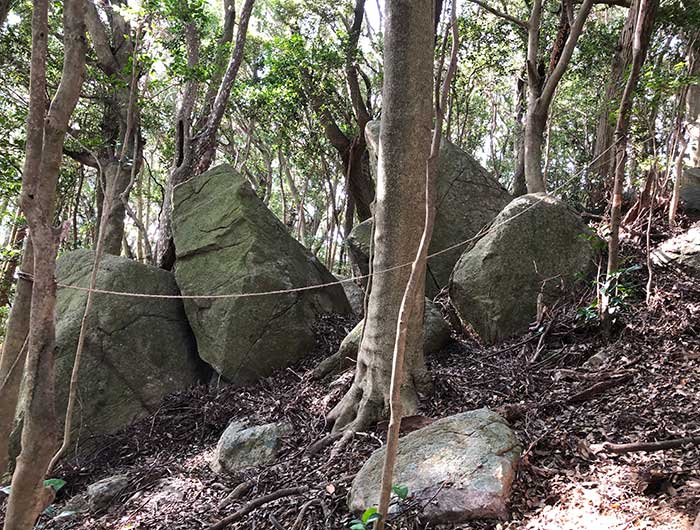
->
[2,0,85,527]
[328,0,433,433]
[524,107,548,192]
[101,161,133,255]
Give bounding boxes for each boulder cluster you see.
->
[37,123,621,524]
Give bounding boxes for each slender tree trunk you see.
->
[0,240,33,476]
[0,222,25,309]
[156,0,255,269]
[512,74,527,196]
[686,35,700,167]
[3,0,85,527]
[328,0,433,433]
[590,0,638,206]
[524,0,594,193]
[602,0,657,323]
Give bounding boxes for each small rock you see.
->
[86,474,129,511]
[349,409,521,524]
[212,421,292,475]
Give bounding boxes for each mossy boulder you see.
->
[53,250,203,442]
[172,164,351,385]
[449,194,600,343]
[350,121,511,297]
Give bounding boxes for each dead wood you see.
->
[206,486,308,530]
[601,436,700,454]
[565,374,633,404]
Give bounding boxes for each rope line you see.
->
[55,141,621,300]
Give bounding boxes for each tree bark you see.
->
[83,0,143,256]
[686,35,700,168]
[524,0,594,193]
[156,0,255,269]
[328,0,433,433]
[512,74,528,196]
[2,0,85,528]
[602,0,657,323]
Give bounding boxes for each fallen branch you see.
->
[206,487,308,530]
[565,374,632,404]
[305,432,342,456]
[600,436,700,454]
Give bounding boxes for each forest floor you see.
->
[2,221,700,530]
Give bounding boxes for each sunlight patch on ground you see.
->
[519,462,693,530]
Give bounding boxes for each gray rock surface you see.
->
[449,194,599,343]
[52,250,203,442]
[652,222,700,278]
[349,409,521,523]
[680,167,700,212]
[338,277,366,315]
[313,299,450,379]
[86,475,129,511]
[349,121,511,297]
[212,421,292,475]
[172,165,351,384]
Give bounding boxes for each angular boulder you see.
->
[212,420,292,475]
[172,165,351,384]
[52,250,203,441]
[449,194,599,343]
[348,121,511,297]
[652,222,700,278]
[349,409,520,523]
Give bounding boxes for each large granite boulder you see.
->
[348,121,511,297]
[54,250,203,441]
[652,222,700,278]
[172,165,352,384]
[349,409,520,523]
[312,299,451,379]
[450,194,599,343]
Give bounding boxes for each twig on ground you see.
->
[206,486,309,530]
[599,436,700,454]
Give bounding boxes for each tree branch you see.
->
[63,148,99,168]
[539,0,595,107]
[465,0,528,29]
[84,0,119,75]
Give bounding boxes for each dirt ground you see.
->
[1,226,699,530]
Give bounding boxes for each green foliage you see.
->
[577,264,642,324]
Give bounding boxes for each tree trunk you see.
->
[512,74,527,196]
[2,0,85,527]
[100,161,132,255]
[524,0,594,193]
[0,239,33,476]
[328,0,433,433]
[156,0,255,269]
[602,0,657,324]
[590,0,656,207]
[686,36,700,168]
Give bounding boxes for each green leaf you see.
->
[392,484,409,500]
[361,507,378,524]
[349,523,365,530]
[44,478,66,492]
[0,485,11,495]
